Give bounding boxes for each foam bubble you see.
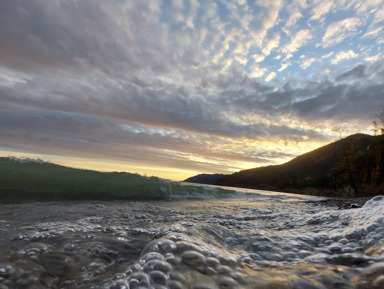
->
[143,260,172,273]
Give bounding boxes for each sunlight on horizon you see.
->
[0,0,383,179]
[0,131,342,181]
[0,149,204,181]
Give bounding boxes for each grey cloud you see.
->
[0,0,112,70]
[4,56,378,146]
[301,64,383,118]
[291,84,347,118]
[0,78,321,143]
[0,102,287,173]
[1,0,384,177]
[211,62,384,136]
[336,64,367,81]
[0,0,177,76]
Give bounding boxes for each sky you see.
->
[1,0,384,181]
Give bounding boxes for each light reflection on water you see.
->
[182,182,325,200]
[0,194,383,288]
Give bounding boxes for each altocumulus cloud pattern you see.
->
[0,0,384,179]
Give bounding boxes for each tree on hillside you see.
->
[332,138,362,196]
[372,121,379,136]
[376,109,384,135]
[376,109,384,186]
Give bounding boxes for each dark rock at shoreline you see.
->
[304,198,369,210]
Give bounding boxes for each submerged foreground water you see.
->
[0,187,383,289]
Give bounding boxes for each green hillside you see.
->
[216,134,384,197]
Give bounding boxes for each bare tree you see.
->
[333,125,342,140]
[375,109,384,135]
[374,109,384,185]
[372,121,379,136]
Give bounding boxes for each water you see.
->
[0,182,383,289]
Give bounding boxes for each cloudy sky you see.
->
[1,0,384,180]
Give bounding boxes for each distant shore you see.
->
[283,185,384,199]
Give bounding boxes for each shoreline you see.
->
[303,197,369,209]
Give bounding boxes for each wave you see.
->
[0,157,239,202]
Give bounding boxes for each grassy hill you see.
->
[215,134,384,197]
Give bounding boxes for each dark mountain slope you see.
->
[215,134,384,197]
[183,173,226,185]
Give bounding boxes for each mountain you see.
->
[215,134,384,197]
[183,173,226,185]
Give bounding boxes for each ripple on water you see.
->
[0,197,384,288]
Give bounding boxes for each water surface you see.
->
[0,188,383,288]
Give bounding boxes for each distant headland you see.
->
[185,133,384,198]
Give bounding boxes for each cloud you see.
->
[281,29,313,59]
[336,64,367,81]
[288,64,384,123]
[365,53,383,63]
[363,27,384,38]
[300,58,317,69]
[331,50,359,64]
[322,52,334,59]
[309,0,334,22]
[265,72,277,82]
[250,64,267,78]
[0,0,384,178]
[322,18,362,48]
[285,10,303,29]
[354,1,384,15]
[278,63,290,72]
[372,8,384,25]
[252,54,266,63]
[0,103,259,173]
[261,34,281,56]
[0,1,181,77]
[259,0,283,31]
[1,57,383,175]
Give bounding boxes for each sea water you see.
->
[0,183,383,289]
